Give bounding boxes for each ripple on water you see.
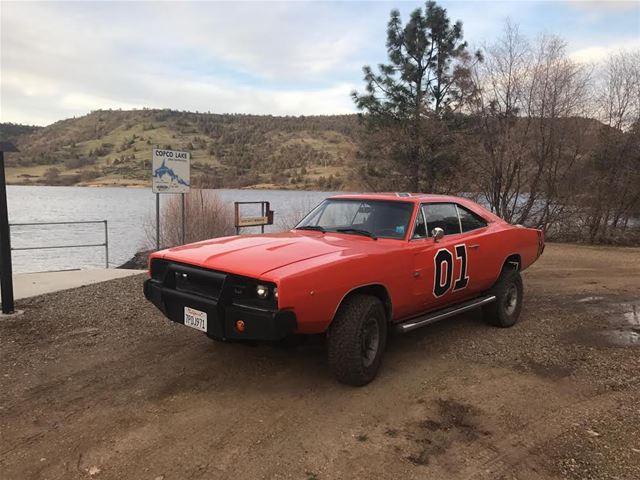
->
[602,302,639,347]
[569,300,640,348]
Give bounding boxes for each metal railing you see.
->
[9,220,109,269]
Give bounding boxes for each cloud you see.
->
[0,1,368,125]
[569,38,640,63]
[566,0,640,12]
[1,64,357,126]
[1,1,639,126]
[155,2,367,80]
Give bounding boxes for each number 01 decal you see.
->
[433,244,469,298]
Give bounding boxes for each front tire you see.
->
[483,269,523,328]
[328,295,387,386]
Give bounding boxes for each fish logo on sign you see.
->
[153,160,189,187]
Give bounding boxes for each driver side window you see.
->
[423,203,461,236]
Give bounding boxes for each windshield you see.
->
[295,199,414,240]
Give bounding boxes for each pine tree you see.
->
[352,1,480,192]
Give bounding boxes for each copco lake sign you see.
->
[152,148,190,193]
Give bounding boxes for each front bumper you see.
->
[143,265,296,341]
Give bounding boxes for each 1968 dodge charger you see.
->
[144,193,544,385]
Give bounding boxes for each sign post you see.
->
[0,142,18,315]
[155,193,160,250]
[151,148,190,249]
[181,193,186,244]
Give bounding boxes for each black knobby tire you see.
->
[483,268,523,328]
[327,294,387,386]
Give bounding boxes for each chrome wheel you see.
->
[504,284,518,316]
[361,316,380,368]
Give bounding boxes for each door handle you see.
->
[469,244,480,249]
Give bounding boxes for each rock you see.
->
[88,466,101,476]
[118,250,151,269]
[586,429,600,437]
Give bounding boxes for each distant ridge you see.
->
[1,109,359,190]
[1,108,604,191]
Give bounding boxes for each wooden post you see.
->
[0,142,18,314]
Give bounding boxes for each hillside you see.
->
[0,123,42,144]
[1,110,361,189]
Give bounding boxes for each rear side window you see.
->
[423,203,461,236]
[457,206,487,232]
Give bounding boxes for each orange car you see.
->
[144,193,544,385]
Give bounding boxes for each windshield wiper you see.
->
[335,228,377,240]
[295,225,326,233]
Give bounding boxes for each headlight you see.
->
[273,287,278,300]
[256,284,269,299]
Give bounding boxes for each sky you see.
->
[1,0,639,126]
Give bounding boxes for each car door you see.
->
[455,204,493,294]
[410,203,476,312]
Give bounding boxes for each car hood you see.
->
[159,231,379,277]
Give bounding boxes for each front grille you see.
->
[175,273,219,299]
[157,262,276,310]
[167,263,227,300]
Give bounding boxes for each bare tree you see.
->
[584,50,640,242]
[522,35,592,230]
[472,23,591,232]
[470,21,533,222]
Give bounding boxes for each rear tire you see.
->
[328,295,387,386]
[483,269,523,328]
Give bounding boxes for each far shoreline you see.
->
[5,182,348,192]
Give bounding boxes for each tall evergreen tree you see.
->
[352,1,479,192]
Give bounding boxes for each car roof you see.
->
[329,193,465,204]
[328,193,504,223]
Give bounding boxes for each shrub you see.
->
[80,169,101,182]
[144,190,235,249]
[64,157,95,169]
[44,167,60,182]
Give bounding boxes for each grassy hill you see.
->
[1,109,361,189]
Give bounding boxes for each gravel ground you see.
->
[0,243,638,480]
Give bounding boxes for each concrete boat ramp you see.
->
[0,268,144,301]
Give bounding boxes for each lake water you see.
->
[6,186,336,273]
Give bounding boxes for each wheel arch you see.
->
[331,283,392,325]
[502,253,522,272]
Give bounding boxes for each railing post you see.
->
[104,220,109,269]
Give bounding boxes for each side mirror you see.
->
[432,227,445,242]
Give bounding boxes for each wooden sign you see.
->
[234,201,274,233]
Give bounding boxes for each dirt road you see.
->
[1,243,639,480]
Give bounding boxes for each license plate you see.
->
[184,307,207,332]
